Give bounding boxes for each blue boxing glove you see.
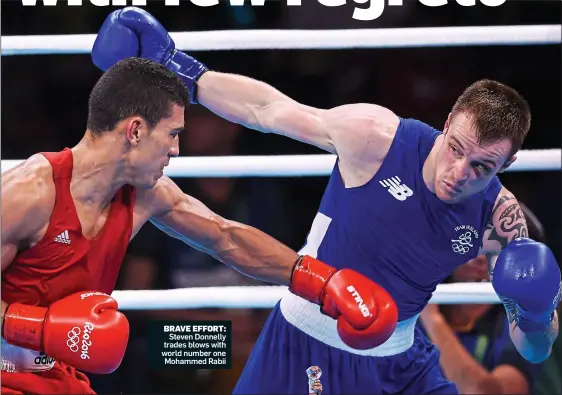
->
[492,238,561,332]
[92,7,208,103]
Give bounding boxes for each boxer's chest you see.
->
[315,170,484,277]
[2,197,131,307]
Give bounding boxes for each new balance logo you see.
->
[379,176,413,201]
[54,230,71,244]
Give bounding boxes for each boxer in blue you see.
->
[92,8,561,394]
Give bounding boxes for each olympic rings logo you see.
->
[67,327,81,353]
[451,231,473,255]
[452,243,470,254]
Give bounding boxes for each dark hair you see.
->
[87,57,189,134]
[451,79,531,157]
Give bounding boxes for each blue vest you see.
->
[299,118,502,321]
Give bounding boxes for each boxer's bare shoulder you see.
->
[1,154,56,270]
[261,100,399,187]
[322,103,399,187]
[260,100,398,163]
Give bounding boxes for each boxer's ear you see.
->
[125,117,144,147]
[443,113,452,135]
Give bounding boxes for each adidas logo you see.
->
[54,230,71,244]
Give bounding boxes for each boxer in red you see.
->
[1,58,398,394]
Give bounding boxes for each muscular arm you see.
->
[481,191,528,254]
[197,72,399,180]
[481,188,559,363]
[197,71,335,152]
[145,177,299,285]
[1,155,54,331]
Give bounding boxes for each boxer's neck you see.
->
[422,134,443,192]
[69,132,133,210]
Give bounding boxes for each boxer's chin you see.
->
[434,186,455,204]
[435,181,463,204]
[149,172,163,187]
[155,169,165,182]
[151,170,168,186]
[135,173,162,189]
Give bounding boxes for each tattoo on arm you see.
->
[487,195,528,251]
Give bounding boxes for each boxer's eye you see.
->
[450,145,462,157]
[474,163,490,175]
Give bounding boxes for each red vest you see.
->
[2,148,135,306]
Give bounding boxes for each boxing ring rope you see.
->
[2,149,560,176]
[2,24,559,311]
[1,24,560,55]
[112,283,500,310]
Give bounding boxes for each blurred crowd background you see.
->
[2,0,560,394]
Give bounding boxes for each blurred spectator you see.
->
[419,202,547,394]
[534,302,562,395]
[162,106,295,289]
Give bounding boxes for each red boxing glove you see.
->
[2,291,129,374]
[290,256,398,350]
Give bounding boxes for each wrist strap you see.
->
[3,303,47,352]
[289,255,336,304]
[289,255,304,284]
[516,310,554,332]
[166,49,209,104]
[500,296,554,332]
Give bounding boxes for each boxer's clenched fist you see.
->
[3,291,129,374]
[290,256,398,349]
[92,6,208,103]
[492,238,561,332]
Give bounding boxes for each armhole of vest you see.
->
[39,151,67,180]
[328,157,343,187]
[41,149,74,180]
[41,150,73,222]
[16,154,61,253]
[38,152,62,222]
[39,152,57,178]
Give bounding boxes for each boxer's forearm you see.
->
[214,220,298,285]
[509,310,559,364]
[150,179,299,285]
[197,71,290,132]
[423,317,502,393]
